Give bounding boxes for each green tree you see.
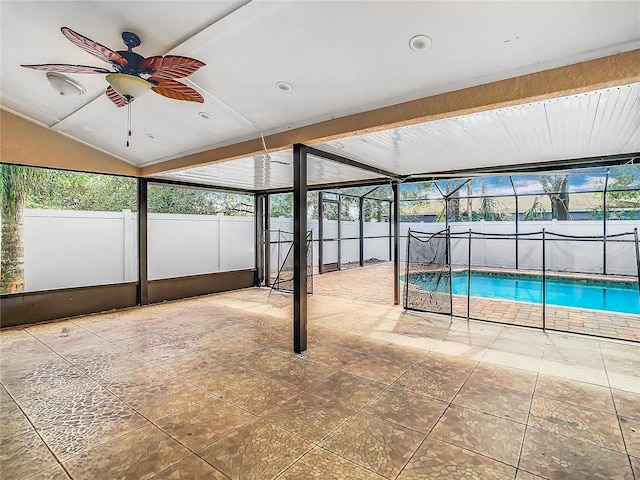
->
[605,165,640,219]
[592,165,640,219]
[1,164,43,292]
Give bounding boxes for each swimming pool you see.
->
[408,272,640,314]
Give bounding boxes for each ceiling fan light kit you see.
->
[21,26,207,146]
[46,72,86,96]
[105,73,151,100]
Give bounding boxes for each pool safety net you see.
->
[404,227,640,342]
[271,230,313,294]
[404,228,452,314]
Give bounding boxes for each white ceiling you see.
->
[2,0,639,170]
[157,151,381,190]
[155,83,640,191]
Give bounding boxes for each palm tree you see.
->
[1,164,42,292]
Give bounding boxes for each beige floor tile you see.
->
[154,351,221,376]
[612,389,640,420]
[343,355,408,384]
[63,425,190,480]
[430,405,525,466]
[329,334,386,353]
[199,337,264,361]
[397,437,516,480]
[150,455,229,479]
[529,396,626,453]
[539,358,609,386]
[303,345,367,369]
[233,348,293,373]
[3,265,640,480]
[22,464,71,480]
[321,412,425,478]
[308,371,387,409]
[156,397,255,451]
[35,391,148,461]
[394,356,474,402]
[514,469,547,480]
[0,430,58,480]
[113,377,211,422]
[453,380,532,423]
[221,376,301,415]
[363,387,447,434]
[607,371,640,394]
[264,392,354,442]
[185,361,256,394]
[535,374,615,414]
[368,343,427,365]
[279,447,386,479]
[619,416,640,457]
[631,456,640,479]
[430,340,489,361]
[481,349,542,372]
[198,419,312,480]
[265,359,337,389]
[519,426,633,480]
[71,351,151,383]
[0,389,32,441]
[466,362,537,394]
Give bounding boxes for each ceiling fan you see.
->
[21,27,206,107]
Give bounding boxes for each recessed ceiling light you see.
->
[409,34,432,52]
[276,81,293,92]
[145,133,155,139]
[198,111,212,120]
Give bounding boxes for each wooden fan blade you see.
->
[150,78,204,102]
[106,86,130,107]
[150,78,204,103]
[21,64,111,74]
[140,55,205,79]
[61,27,127,67]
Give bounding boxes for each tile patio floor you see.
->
[1,263,639,479]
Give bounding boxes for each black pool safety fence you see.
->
[404,227,640,342]
[269,229,314,294]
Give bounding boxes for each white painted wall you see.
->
[16,210,639,292]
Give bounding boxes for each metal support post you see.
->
[388,201,393,261]
[542,228,546,330]
[635,228,640,296]
[293,144,308,353]
[448,227,453,315]
[404,229,411,308]
[137,178,148,306]
[510,176,519,270]
[264,195,271,286]
[318,191,324,274]
[467,229,472,321]
[603,169,609,275]
[337,195,342,270]
[255,194,265,285]
[359,196,365,267]
[392,181,400,305]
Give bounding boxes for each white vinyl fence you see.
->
[21,209,255,292]
[14,210,640,292]
[400,220,640,276]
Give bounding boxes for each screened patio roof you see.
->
[153,83,640,192]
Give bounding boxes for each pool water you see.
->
[409,272,640,315]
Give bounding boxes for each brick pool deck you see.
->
[311,263,640,342]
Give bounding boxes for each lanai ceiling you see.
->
[1,1,639,190]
